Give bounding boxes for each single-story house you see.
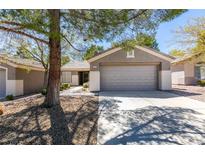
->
[62,46,174,91]
[0,54,45,98]
[171,54,205,85]
[0,45,173,98]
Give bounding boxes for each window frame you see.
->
[195,63,205,80]
[126,50,135,58]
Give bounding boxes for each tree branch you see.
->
[0,20,49,35]
[61,34,84,52]
[35,40,48,69]
[0,26,49,45]
[63,9,148,25]
[0,20,23,26]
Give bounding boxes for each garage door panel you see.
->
[100,65,157,91]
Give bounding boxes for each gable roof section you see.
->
[61,60,90,71]
[87,46,175,63]
[0,54,45,71]
[172,52,202,64]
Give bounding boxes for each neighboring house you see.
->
[171,54,205,85]
[0,54,45,98]
[61,60,90,86]
[62,46,174,91]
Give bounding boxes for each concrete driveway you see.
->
[98,91,205,145]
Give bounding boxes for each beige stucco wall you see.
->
[171,62,197,85]
[0,63,16,80]
[171,64,185,85]
[184,62,196,85]
[159,70,172,90]
[90,48,170,71]
[16,68,45,94]
[0,63,45,96]
[89,71,100,91]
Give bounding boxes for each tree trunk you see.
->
[43,69,49,88]
[44,9,61,107]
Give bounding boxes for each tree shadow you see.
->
[99,90,201,99]
[0,96,99,145]
[98,106,205,145]
[99,98,122,111]
[168,89,202,97]
[48,103,71,144]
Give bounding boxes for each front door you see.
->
[79,71,89,85]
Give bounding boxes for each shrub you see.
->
[197,80,205,87]
[60,83,71,91]
[5,95,14,101]
[60,84,64,91]
[83,82,89,88]
[0,103,4,115]
[41,88,47,96]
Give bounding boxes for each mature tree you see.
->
[135,33,159,50]
[0,9,185,107]
[169,49,185,58]
[44,9,61,106]
[83,45,103,60]
[173,17,205,61]
[113,33,159,51]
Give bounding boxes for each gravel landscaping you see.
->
[0,95,98,145]
[171,85,205,102]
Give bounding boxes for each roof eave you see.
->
[0,59,45,71]
[88,46,174,63]
[61,68,90,71]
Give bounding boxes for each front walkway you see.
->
[98,91,205,145]
[60,86,96,96]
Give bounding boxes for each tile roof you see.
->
[141,46,175,60]
[172,52,202,64]
[61,60,90,71]
[0,54,44,70]
[88,45,175,61]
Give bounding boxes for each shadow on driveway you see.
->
[98,92,205,145]
[99,106,205,145]
[99,90,201,99]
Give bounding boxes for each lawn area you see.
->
[0,96,99,145]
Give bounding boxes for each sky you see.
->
[0,9,205,57]
[156,9,205,54]
[96,9,205,55]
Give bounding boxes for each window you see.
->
[61,72,71,83]
[201,66,205,80]
[127,50,135,58]
[195,66,201,80]
[195,64,205,80]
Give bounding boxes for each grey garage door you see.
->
[100,65,157,91]
[0,69,6,98]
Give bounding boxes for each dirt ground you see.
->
[171,85,205,102]
[0,96,99,145]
